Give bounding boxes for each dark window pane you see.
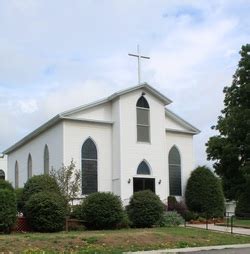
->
[82,160,97,194]
[137,125,150,142]
[169,164,182,196]
[15,161,19,188]
[82,138,97,159]
[137,108,149,125]
[137,161,150,175]
[136,96,149,108]
[169,146,182,196]
[0,170,5,180]
[169,146,181,164]
[44,145,49,174]
[28,154,32,179]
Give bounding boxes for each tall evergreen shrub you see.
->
[185,166,224,218]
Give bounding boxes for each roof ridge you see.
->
[61,82,172,117]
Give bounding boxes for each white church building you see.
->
[4,83,200,202]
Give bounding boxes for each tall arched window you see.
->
[44,145,49,174]
[136,95,150,142]
[15,161,19,188]
[81,138,97,195]
[27,153,32,179]
[137,161,151,175]
[0,169,5,180]
[168,146,182,196]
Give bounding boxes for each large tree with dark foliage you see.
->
[206,44,250,200]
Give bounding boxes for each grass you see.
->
[234,219,250,228]
[0,227,250,253]
[218,218,250,228]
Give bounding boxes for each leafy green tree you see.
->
[50,160,81,205]
[206,44,250,200]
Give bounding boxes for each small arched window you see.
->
[137,161,151,175]
[81,138,98,195]
[168,146,182,196]
[44,145,49,174]
[27,153,32,179]
[136,95,150,142]
[15,161,19,188]
[0,169,5,180]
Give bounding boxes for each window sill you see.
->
[137,141,151,145]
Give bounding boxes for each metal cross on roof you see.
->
[128,45,150,85]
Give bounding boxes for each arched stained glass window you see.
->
[168,146,182,196]
[81,138,97,195]
[137,161,151,175]
[136,95,150,142]
[44,145,49,174]
[15,161,19,188]
[0,169,5,180]
[27,153,32,179]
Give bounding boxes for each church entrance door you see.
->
[133,177,155,193]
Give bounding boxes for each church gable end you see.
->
[64,102,112,122]
[165,109,200,135]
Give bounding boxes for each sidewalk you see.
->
[125,243,250,253]
[186,223,250,236]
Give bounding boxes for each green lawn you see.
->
[234,219,250,228]
[218,218,250,228]
[1,227,250,253]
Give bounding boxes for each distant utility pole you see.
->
[128,45,150,85]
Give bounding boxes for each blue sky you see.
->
[0,0,250,166]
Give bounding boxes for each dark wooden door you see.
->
[133,177,155,193]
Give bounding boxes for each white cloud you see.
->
[17,99,38,114]
[0,0,250,169]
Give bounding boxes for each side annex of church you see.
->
[4,83,200,202]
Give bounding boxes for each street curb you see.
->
[124,243,250,253]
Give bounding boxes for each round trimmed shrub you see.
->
[79,192,124,230]
[185,166,225,218]
[0,189,17,233]
[0,179,14,192]
[22,174,61,205]
[25,192,67,232]
[127,190,164,228]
